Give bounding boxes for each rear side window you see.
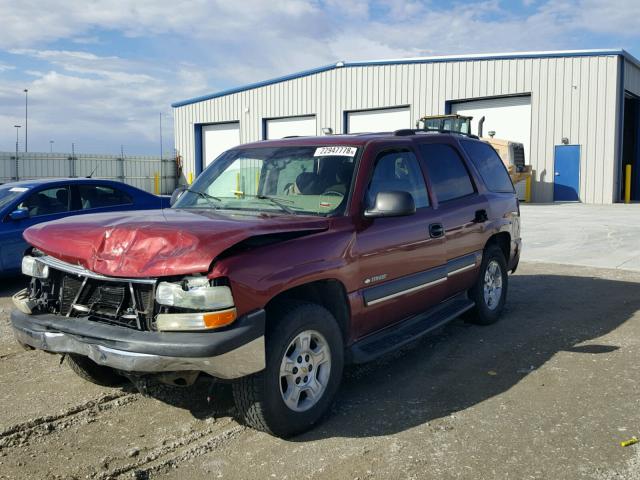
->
[460,140,515,193]
[420,144,475,203]
[78,185,132,210]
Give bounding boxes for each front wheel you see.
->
[466,244,508,325]
[232,302,344,437]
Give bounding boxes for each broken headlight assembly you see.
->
[155,276,236,331]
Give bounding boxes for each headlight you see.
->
[22,256,49,279]
[156,277,234,310]
[156,308,237,331]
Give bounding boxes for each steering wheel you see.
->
[322,190,344,196]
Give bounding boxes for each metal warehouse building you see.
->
[172,49,640,204]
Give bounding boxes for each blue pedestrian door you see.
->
[554,145,581,201]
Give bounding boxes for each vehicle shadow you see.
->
[136,271,640,439]
[292,271,640,440]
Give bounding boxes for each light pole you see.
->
[14,125,21,180]
[23,89,28,153]
[49,140,54,153]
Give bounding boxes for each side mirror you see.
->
[170,186,187,207]
[9,209,29,221]
[364,191,416,218]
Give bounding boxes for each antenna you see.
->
[86,165,98,178]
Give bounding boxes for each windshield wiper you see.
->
[184,188,222,206]
[254,195,297,215]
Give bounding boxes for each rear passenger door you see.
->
[419,142,489,293]
[354,148,448,338]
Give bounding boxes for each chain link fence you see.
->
[0,152,178,194]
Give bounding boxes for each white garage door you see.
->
[266,115,316,139]
[202,123,240,168]
[451,96,531,164]
[347,107,411,134]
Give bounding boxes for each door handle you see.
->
[555,172,560,176]
[473,209,488,223]
[429,223,445,238]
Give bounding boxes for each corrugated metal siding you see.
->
[174,55,621,203]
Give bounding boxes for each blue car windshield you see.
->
[0,186,28,211]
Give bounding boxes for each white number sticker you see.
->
[314,146,357,157]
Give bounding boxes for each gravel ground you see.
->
[1,262,640,479]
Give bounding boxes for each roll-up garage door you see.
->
[451,95,531,164]
[202,122,240,168]
[265,115,316,139]
[346,106,411,134]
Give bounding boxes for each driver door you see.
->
[353,148,448,338]
[1,185,72,272]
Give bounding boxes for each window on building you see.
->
[420,144,475,203]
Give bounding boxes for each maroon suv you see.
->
[12,131,520,437]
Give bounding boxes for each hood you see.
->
[23,209,330,278]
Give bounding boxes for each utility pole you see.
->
[50,140,54,153]
[14,125,21,180]
[159,112,163,194]
[23,89,28,153]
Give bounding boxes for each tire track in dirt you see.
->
[0,391,137,449]
[89,422,246,479]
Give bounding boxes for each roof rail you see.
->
[392,129,479,139]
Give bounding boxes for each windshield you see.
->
[174,145,359,216]
[0,186,28,211]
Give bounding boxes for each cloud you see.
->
[0,0,640,154]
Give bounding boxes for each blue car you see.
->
[0,178,170,276]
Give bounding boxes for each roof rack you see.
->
[393,129,479,139]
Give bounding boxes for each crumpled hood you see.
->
[23,209,330,278]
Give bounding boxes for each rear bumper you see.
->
[10,308,265,380]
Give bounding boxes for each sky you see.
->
[1,0,640,156]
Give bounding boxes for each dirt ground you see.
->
[1,262,640,480]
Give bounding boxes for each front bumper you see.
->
[11,308,265,380]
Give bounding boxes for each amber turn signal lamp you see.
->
[203,308,237,328]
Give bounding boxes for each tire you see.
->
[66,354,127,387]
[466,244,508,325]
[233,301,344,438]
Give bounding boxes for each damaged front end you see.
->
[11,251,266,382]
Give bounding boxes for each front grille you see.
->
[512,144,525,170]
[54,271,155,330]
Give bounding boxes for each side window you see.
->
[420,144,475,203]
[460,139,515,193]
[18,186,70,217]
[79,185,132,210]
[366,151,429,209]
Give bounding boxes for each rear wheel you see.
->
[233,301,344,437]
[66,354,127,387]
[466,244,508,325]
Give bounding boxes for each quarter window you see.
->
[420,144,475,203]
[366,151,430,209]
[460,140,515,193]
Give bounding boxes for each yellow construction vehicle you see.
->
[417,114,532,199]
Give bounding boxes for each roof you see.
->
[0,178,132,188]
[172,49,640,108]
[236,130,477,149]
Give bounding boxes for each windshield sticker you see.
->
[9,187,28,192]
[314,146,357,157]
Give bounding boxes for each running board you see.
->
[348,295,475,364]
